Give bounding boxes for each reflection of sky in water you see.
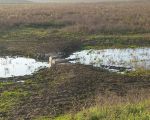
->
[0,57,49,78]
[67,48,150,71]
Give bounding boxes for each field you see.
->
[0,1,150,120]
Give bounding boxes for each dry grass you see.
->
[53,89,150,120]
[0,1,150,34]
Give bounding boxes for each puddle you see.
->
[0,56,49,78]
[67,48,150,72]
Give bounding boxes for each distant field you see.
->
[0,0,142,3]
[0,0,30,3]
[0,1,150,34]
[30,0,141,3]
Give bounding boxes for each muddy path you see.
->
[1,64,149,119]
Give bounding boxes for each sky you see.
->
[0,0,138,3]
[30,0,136,2]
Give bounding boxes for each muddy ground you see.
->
[0,64,149,119]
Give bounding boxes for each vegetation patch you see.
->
[83,34,150,49]
[126,69,150,77]
[0,87,29,118]
[0,82,14,89]
[55,100,150,120]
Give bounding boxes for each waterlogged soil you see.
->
[0,47,149,79]
[67,48,150,72]
[1,64,150,119]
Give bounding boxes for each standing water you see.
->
[67,48,150,72]
[0,57,49,78]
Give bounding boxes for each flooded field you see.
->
[0,57,49,78]
[67,48,150,72]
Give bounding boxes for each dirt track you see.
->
[1,64,148,119]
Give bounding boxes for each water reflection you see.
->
[67,48,150,72]
[0,57,49,78]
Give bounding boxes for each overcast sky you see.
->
[0,0,140,3]
[30,0,136,2]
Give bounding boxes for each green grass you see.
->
[34,116,52,120]
[83,34,150,49]
[0,82,14,89]
[54,100,150,120]
[40,31,150,49]
[125,69,150,76]
[0,26,50,41]
[0,88,29,113]
[0,20,71,41]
